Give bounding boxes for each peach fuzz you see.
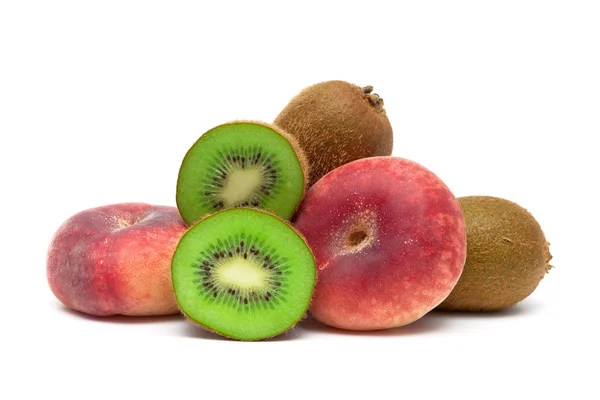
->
[47,203,188,316]
[293,157,466,330]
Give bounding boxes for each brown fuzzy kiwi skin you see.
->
[437,196,553,312]
[171,207,317,341]
[176,120,310,225]
[274,80,393,187]
[259,121,310,217]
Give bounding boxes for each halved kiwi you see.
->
[171,207,317,341]
[176,121,308,225]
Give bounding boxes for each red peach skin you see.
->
[47,203,188,316]
[293,157,466,330]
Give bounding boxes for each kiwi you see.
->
[274,80,393,187]
[176,121,308,225]
[171,207,316,341]
[438,196,553,311]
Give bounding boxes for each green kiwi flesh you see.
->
[171,208,316,341]
[176,121,307,225]
[438,196,552,311]
[274,80,393,187]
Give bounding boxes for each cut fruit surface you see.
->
[176,121,307,225]
[171,208,316,341]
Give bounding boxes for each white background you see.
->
[1,1,598,399]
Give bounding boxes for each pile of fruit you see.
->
[47,80,553,341]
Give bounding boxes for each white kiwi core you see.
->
[221,168,263,207]
[216,258,268,289]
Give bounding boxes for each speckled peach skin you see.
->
[47,203,188,316]
[293,157,466,330]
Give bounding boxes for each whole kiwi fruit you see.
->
[438,196,553,311]
[274,80,393,187]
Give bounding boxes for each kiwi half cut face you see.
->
[171,208,316,341]
[176,121,307,225]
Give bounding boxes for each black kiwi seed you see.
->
[194,146,285,216]
[191,233,291,309]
